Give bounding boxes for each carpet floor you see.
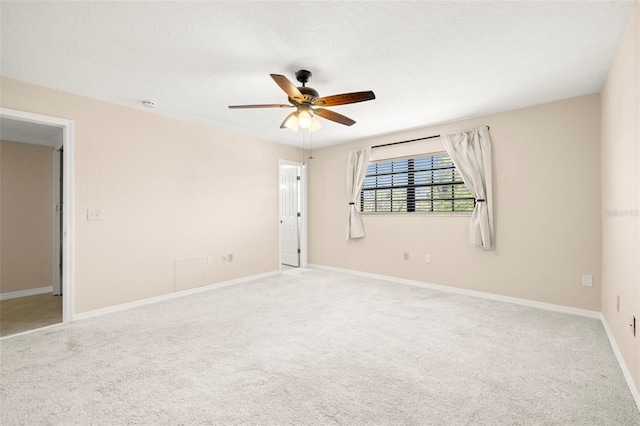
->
[1,268,638,425]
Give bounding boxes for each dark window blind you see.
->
[361,152,475,213]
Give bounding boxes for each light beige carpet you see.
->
[1,268,638,425]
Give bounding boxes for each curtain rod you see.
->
[371,135,439,149]
[371,126,490,149]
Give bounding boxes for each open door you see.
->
[53,148,63,295]
[280,165,300,267]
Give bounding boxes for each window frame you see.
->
[360,151,475,215]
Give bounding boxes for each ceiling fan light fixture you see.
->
[309,116,322,133]
[298,110,312,129]
[283,113,299,131]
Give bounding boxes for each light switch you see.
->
[87,209,103,221]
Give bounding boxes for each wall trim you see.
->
[73,270,280,321]
[308,264,601,318]
[0,286,53,301]
[601,314,640,411]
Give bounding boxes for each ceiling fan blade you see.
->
[314,91,375,107]
[313,108,356,126]
[228,104,292,109]
[270,74,304,102]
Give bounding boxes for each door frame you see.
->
[53,146,62,295]
[278,159,307,270]
[1,108,75,322]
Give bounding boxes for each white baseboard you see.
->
[309,264,600,318]
[601,314,640,411]
[73,270,280,321]
[0,286,53,301]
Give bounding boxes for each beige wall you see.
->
[309,94,601,312]
[0,140,54,294]
[0,77,301,313]
[601,3,640,396]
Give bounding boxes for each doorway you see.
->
[0,108,75,336]
[278,159,307,270]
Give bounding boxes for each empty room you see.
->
[1,1,639,424]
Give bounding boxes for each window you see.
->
[361,152,475,213]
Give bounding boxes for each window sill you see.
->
[360,211,472,217]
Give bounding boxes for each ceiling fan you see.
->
[228,70,375,132]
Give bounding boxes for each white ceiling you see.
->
[0,1,636,148]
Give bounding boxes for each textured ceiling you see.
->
[0,1,636,148]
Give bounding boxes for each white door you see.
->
[280,166,300,267]
[53,148,62,295]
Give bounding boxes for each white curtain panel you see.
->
[441,127,494,250]
[346,147,371,239]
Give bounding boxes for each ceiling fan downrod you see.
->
[295,69,312,87]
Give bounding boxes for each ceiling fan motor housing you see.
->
[291,86,319,104]
[292,70,318,103]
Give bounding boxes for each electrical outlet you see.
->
[207,256,213,265]
[616,295,620,313]
[582,274,593,287]
[403,252,409,261]
[87,209,103,221]
[228,253,233,262]
[425,254,431,263]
